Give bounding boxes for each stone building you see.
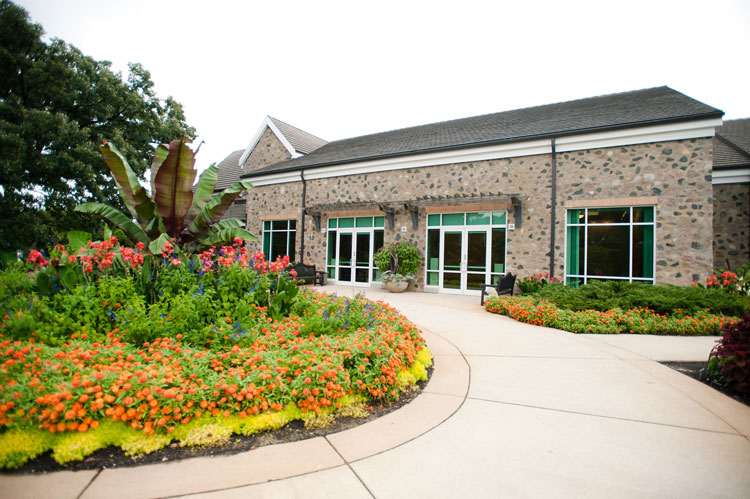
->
[215,87,749,294]
[711,119,750,272]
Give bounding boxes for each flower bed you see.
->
[0,240,431,469]
[484,295,736,335]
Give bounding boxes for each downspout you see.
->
[549,138,558,279]
[300,172,306,263]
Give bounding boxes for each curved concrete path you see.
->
[2,286,749,498]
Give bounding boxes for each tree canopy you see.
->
[0,0,196,252]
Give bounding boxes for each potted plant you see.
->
[374,241,421,292]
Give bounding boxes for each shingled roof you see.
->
[714,118,750,169]
[244,86,722,178]
[214,149,244,191]
[268,117,327,155]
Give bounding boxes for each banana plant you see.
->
[76,138,255,253]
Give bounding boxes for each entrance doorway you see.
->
[327,216,385,287]
[425,211,507,295]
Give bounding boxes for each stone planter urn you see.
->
[384,280,409,293]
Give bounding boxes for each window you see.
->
[262,220,297,260]
[565,206,655,286]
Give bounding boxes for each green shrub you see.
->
[532,281,750,316]
[516,272,559,294]
[374,242,421,278]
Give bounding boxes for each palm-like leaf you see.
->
[149,143,170,193]
[184,163,218,228]
[185,181,253,240]
[148,233,172,254]
[195,227,256,250]
[210,218,245,231]
[75,202,149,244]
[99,142,156,229]
[153,138,197,237]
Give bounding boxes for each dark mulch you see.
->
[660,361,750,407]
[2,367,433,474]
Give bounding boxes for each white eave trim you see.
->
[247,118,722,186]
[248,170,303,187]
[239,116,302,166]
[712,168,750,184]
[554,118,722,152]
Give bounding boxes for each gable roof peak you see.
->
[239,116,326,167]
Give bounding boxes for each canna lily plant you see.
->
[76,138,255,253]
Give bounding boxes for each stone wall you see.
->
[244,127,291,174]
[245,137,715,288]
[713,182,750,271]
[244,182,304,258]
[555,139,714,284]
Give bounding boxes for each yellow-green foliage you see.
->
[303,411,335,429]
[231,410,292,436]
[121,432,172,457]
[416,347,433,368]
[181,423,231,448]
[336,400,369,419]
[397,347,431,387]
[52,431,108,464]
[411,347,433,382]
[398,370,417,387]
[50,420,124,463]
[409,360,428,382]
[0,429,50,469]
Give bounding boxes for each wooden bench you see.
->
[289,263,326,286]
[480,273,516,305]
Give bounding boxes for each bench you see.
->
[289,263,326,286]
[480,273,516,306]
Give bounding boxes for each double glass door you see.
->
[426,211,507,295]
[336,231,373,285]
[327,216,385,287]
[441,230,493,293]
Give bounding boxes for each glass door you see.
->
[466,230,488,291]
[441,231,463,292]
[338,233,353,282]
[354,232,371,284]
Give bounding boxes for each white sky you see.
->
[15,0,750,173]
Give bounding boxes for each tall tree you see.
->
[0,1,196,251]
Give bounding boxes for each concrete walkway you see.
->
[2,285,749,498]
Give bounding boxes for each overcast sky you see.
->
[16,0,750,173]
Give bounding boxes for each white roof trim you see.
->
[712,168,750,184]
[248,118,722,186]
[239,116,302,167]
[555,118,722,152]
[248,170,304,187]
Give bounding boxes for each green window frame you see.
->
[262,219,297,261]
[565,206,655,286]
